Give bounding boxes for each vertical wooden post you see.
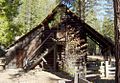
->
[74,66,79,83]
[54,44,57,71]
[113,0,120,82]
[74,62,81,83]
[105,61,109,78]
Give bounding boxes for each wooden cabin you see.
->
[5,4,114,75]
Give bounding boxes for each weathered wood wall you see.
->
[5,4,58,68]
[6,25,44,68]
[56,24,87,75]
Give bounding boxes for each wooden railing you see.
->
[99,61,115,78]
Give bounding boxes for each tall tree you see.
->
[114,0,120,82]
[102,17,114,40]
[0,0,20,46]
[85,9,101,55]
[16,0,57,33]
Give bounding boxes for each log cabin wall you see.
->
[56,23,87,75]
[6,25,44,68]
[6,24,57,69]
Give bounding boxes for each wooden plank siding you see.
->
[6,26,44,68]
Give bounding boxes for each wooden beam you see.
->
[53,44,57,71]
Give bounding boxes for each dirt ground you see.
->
[0,68,70,83]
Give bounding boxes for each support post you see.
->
[105,61,109,78]
[74,66,79,83]
[54,43,57,71]
[73,61,85,83]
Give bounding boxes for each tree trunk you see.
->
[114,0,120,82]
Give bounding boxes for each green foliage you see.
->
[87,37,96,55]
[85,3,101,55]
[16,0,57,32]
[2,0,20,21]
[0,0,57,47]
[102,17,114,40]
[0,0,20,46]
[85,9,101,32]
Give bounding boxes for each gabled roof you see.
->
[7,3,114,53]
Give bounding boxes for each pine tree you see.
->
[113,0,120,82]
[102,17,114,40]
[0,0,20,46]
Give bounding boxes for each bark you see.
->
[114,0,120,82]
